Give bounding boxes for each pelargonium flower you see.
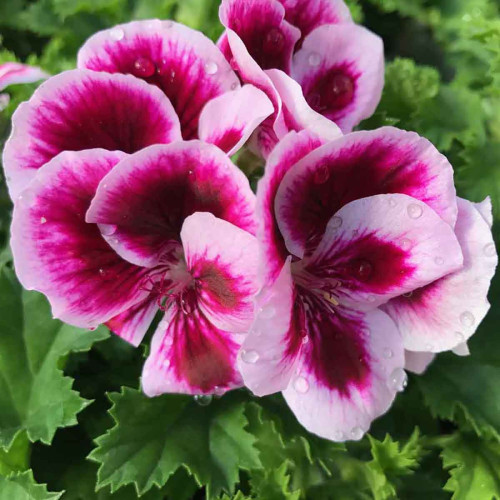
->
[11,141,260,396]
[217,0,384,155]
[3,20,274,198]
[0,62,48,111]
[238,127,497,441]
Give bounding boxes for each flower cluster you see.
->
[2,0,497,442]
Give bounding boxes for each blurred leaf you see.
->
[0,267,108,449]
[90,388,261,498]
[0,470,62,499]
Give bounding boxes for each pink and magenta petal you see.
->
[282,308,404,441]
[219,0,301,73]
[86,141,256,268]
[305,194,463,309]
[382,198,497,352]
[142,305,243,396]
[3,69,181,198]
[11,149,149,329]
[198,84,274,155]
[181,212,260,332]
[0,62,48,91]
[404,350,435,374]
[275,127,458,257]
[291,24,384,132]
[78,20,239,139]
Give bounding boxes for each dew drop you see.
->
[329,216,343,230]
[109,28,125,41]
[214,385,226,397]
[484,243,496,257]
[241,349,259,364]
[293,376,309,393]
[400,238,411,250]
[194,394,212,406]
[40,216,47,224]
[133,57,156,78]
[308,52,321,67]
[259,306,276,319]
[407,203,423,219]
[162,359,170,368]
[460,311,475,328]
[324,71,354,110]
[313,164,330,184]
[350,426,364,440]
[353,259,373,281]
[434,256,444,265]
[204,61,218,75]
[231,81,239,90]
[333,430,345,441]
[402,291,413,298]
[99,223,117,236]
[263,27,285,54]
[455,331,465,343]
[389,368,407,392]
[383,348,393,359]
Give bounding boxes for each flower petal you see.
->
[198,84,273,155]
[291,24,384,132]
[275,127,458,258]
[404,350,434,375]
[382,198,497,352]
[474,196,493,228]
[86,141,256,268]
[78,20,239,139]
[3,69,181,199]
[306,194,463,309]
[277,0,352,44]
[181,212,260,332]
[0,62,48,91]
[282,308,404,441]
[142,305,243,396]
[219,0,301,73]
[11,149,149,329]
[258,129,331,286]
[238,258,302,395]
[106,294,159,347]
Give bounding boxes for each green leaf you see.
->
[0,432,29,477]
[0,470,62,499]
[251,462,300,500]
[0,267,108,449]
[441,433,500,500]
[89,388,261,498]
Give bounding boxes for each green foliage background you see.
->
[0,0,500,498]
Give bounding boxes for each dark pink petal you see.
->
[86,141,256,268]
[277,0,352,45]
[142,305,243,396]
[291,24,384,132]
[282,307,404,441]
[239,258,303,396]
[198,84,273,155]
[405,350,435,374]
[0,62,48,91]
[78,20,239,139]
[11,149,149,329]
[3,69,181,198]
[275,127,458,257]
[382,198,497,352]
[257,129,331,286]
[219,0,300,73]
[181,212,260,332]
[305,194,463,309]
[106,294,159,346]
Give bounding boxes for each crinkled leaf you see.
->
[0,431,29,476]
[89,388,261,498]
[0,470,62,499]
[0,267,108,449]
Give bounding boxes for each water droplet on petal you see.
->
[133,57,156,77]
[484,243,496,257]
[241,349,259,364]
[109,28,125,41]
[162,359,170,368]
[407,203,423,219]
[324,71,355,110]
[301,335,309,345]
[214,385,226,397]
[333,430,345,441]
[99,223,117,236]
[40,216,47,224]
[434,256,444,265]
[194,394,212,406]
[313,164,330,184]
[308,52,321,67]
[460,311,475,327]
[402,291,413,298]
[329,216,343,230]
[389,368,407,392]
[263,27,285,54]
[294,376,309,393]
[204,61,218,75]
[400,238,411,250]
[350,426,364,440]
[383,348,393,359]
[231,81,239,90]
[259,306,276,319]
[455,331,465,343]
[353,259,373,281]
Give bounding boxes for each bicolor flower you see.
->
[218,0,384,153]
[238,126,497,441]
[3,20,273,198]
[0,61,48,111]
[11,141,260,396]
